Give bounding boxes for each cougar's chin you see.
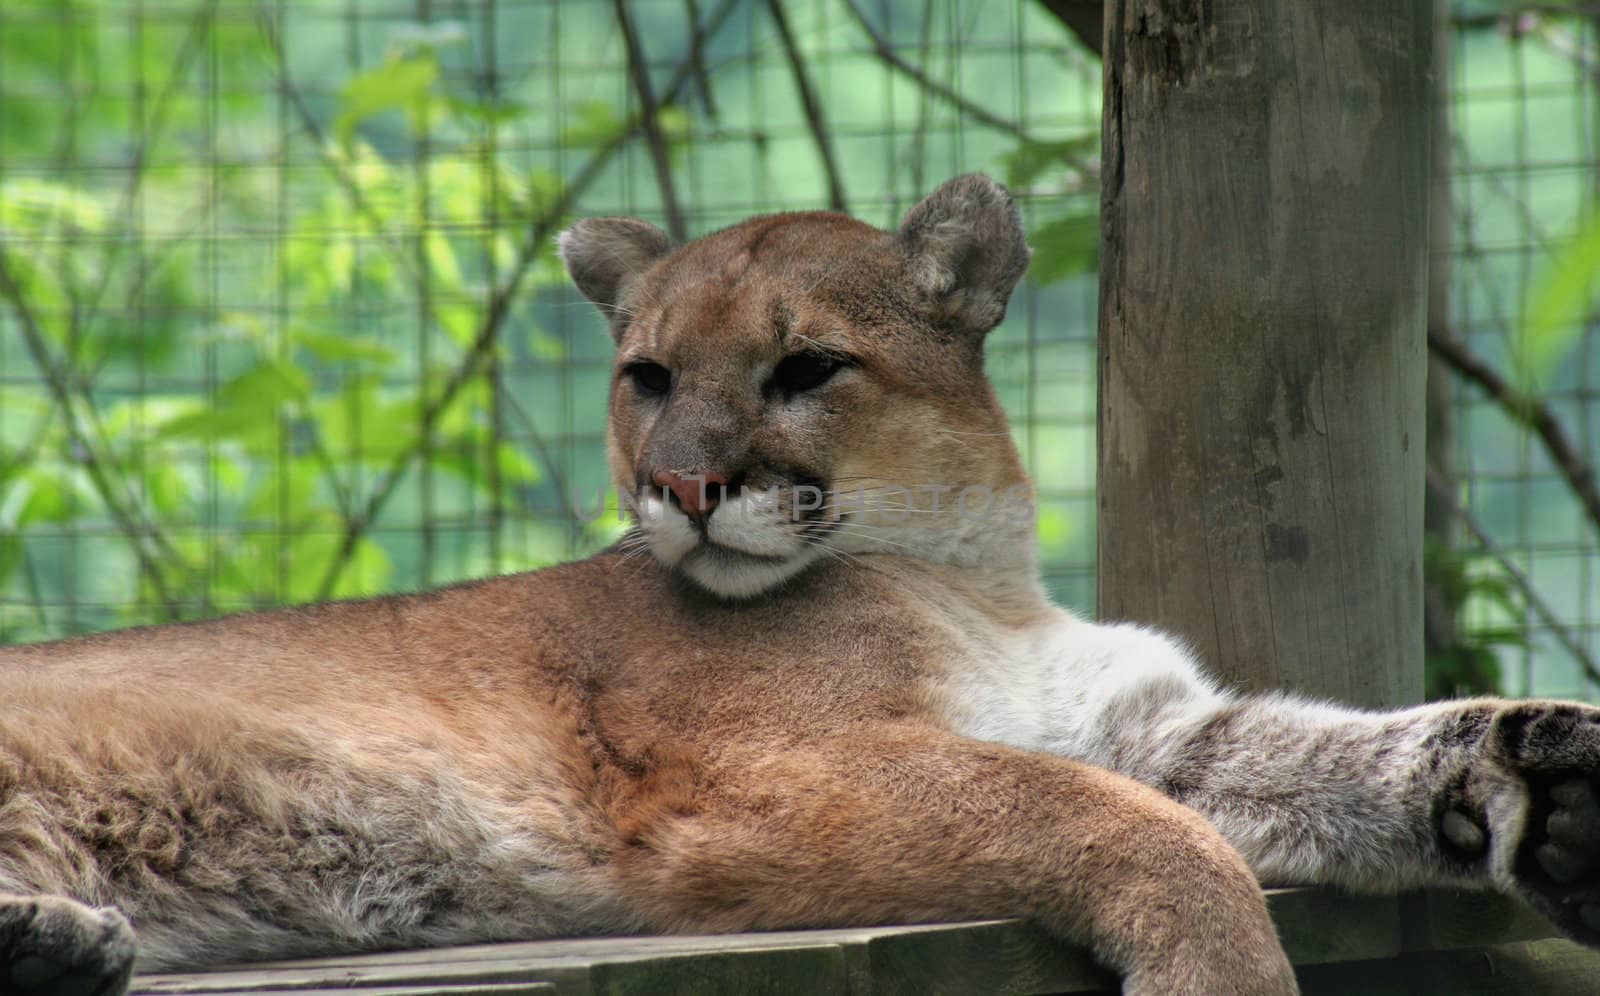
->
[678,545,823,600]
[634,492,825,600]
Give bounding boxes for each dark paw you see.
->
[1511,775,1600,944]
[0,897,135,996]
[1491,701,1600,773]
[1490,703,1600,945]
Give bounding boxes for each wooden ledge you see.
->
[130,888,1599,995]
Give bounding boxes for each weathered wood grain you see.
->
[1096,0,1434,708]
[131,888,1582,996]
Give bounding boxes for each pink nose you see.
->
[651,469,729,519]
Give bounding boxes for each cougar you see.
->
[2,175,1598,996]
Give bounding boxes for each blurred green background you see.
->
[0,0,1596,702]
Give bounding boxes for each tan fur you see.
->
[0,176,1296,995]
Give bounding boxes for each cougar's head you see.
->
[560,175,1036,600]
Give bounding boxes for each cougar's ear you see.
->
[558,217,673,335]
[897,174,1032,337]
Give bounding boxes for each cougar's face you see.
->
[561,176,1035,599]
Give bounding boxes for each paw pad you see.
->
[1440,809,1486,854]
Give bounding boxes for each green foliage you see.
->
[1002,137,1099,285]
[1027,213,1099,285]
[1423,537,1526,699]
[1517,214,1600,389]
[1001,136,1096,189]
[0,9,614,641]
[336,54,443,147]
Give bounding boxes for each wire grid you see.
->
[1446,3,1600,700]
[0,0,1102,641]
[1,0,1597,707]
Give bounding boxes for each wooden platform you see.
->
[129,888,1600,995]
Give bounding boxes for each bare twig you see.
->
[310,0,743,598]
[683,0,720,121]
[493,372,575,522]
[1427,327,1600,541]
[842,0,1094,183]
[311,171,590,599]
[262,16,419,279]
[765,0,846,212]
[1426,466,1600,688]
[0,244,185,616]
[79,1,213,361]
[907,0,936,196]
[614,0,687,241]
[842,0,1030,140]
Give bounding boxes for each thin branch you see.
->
[765,0,847,212]
[262,18,419,280]
[1426,466,1600,689]
[79,1,214,362]
[1427,327,1600,541]
[0,244,184,617]
[310,0,744,598]
[683,0,720,122]
[842,0,1094,183]
[907,0,936,196]
[614,0,687,241]
[88,153,244,384]
[494,371,575,523]
[311,171,589,599]
[842,0,1029,139]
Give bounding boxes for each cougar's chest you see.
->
[565,563,962,751]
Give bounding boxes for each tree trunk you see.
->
[1096,0,1432,709]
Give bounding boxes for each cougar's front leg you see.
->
[1045,625,1600,946]
[609,726,1297,996]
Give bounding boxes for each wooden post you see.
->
[1096,0,1432,708]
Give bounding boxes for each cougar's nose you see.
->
[652,469,729,520]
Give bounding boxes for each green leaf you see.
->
[563,100,626,147]
[1518,215,1600,389]
[294,329,397,366]
[1002,135,1098,189]
[1035,505,1072,551]
[658,105,691,146]
[291,532,392,601]
[437,301,479,346]
[156,358,310,441]
[527,332,566,362]
[220,357,310,410]
[448,95,530,124]
[433,437,541,490]
[424,232,464,292]
[1028,212,1100,285]
[335,54,440,146]
[0,468,89,528]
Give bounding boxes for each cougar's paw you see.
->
[1489,701,1600,943]
[0,896,135,996]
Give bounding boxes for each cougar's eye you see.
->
[770,352,844,396]
[622,360,672,396]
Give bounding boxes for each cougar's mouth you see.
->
[631,482,833,599]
